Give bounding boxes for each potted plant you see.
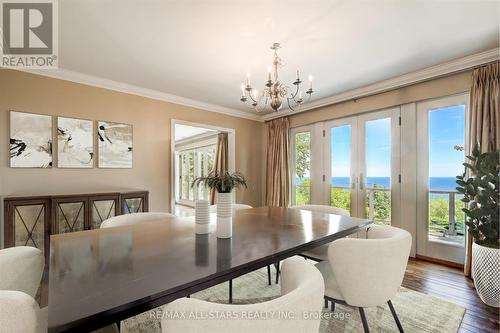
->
[456,142,499,307]
[193,172,247,238]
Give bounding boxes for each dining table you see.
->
[47,206,372,333]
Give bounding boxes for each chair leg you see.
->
[388,300,404,333]
[324,298,328,308]
[330,300,335,312]
[267,265,271,285]
[275,261,280,284]
[229,279,233,304]
[359,307,369,333]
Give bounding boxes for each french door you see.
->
[416,94,468,264]
[291,108,401,225]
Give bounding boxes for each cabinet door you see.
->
[89,195,119,229]
[120,192,149,214]
[4,199,50,257]
[52,197,89,234]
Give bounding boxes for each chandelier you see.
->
[239,42,314,112]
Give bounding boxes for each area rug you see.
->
[122,266,465,333]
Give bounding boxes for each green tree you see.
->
[294,132,311,204]
[296,179,311,205]
[330,188,350,212]
[295,132,311,179]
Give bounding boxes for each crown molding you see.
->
[16,68,262,122]
[261,48,500,121]
[15,48,498,123]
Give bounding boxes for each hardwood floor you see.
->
[39,258,498,332]
[403,258,499,333]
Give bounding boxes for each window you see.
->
[427,105,466,244]
[292,130,311,205]
[177,145,216,204]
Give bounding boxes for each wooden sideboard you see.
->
[3,190,148,263]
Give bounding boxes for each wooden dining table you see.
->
[47,206,372,333]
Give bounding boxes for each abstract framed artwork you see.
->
[98,121,133,168]
[57,117,94,168]
[10,111,53,168]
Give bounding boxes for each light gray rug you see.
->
[121,266,465,333]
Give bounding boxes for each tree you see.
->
[295,132,311,179]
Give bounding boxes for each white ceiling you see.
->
[57,0,499,117]
[174,124,216,142]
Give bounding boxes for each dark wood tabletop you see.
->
[48,206,372,333]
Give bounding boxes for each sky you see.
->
[331,105,465,178]
[428,105,465,177]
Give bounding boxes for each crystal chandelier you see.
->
[239,42,314,112]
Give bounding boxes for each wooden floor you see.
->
[39,258,498,332]
[403,258,499,333]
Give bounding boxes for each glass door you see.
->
[324,117,358,215]
[290,126,313,205]
[416,94,468,264]
[357,108,401,225]
[323,108,400,225]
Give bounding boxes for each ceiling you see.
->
[174,124,216,142]
[55,0,499,117]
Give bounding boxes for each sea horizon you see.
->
[296,176,458,191]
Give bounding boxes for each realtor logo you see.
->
[1,0,58,68]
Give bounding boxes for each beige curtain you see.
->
[464,62,499,276]
[265,117,290,207]
[210,132,229,204]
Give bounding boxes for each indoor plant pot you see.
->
[192,171,247,239]
[456,142,499,307]
[216,192,233,238]
[472,241,499,307]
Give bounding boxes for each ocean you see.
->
[297,177,458,190]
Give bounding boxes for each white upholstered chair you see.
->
[315,225,412,333]
[0,290,118,333]
[100,212,176,228]
[161,256,325,333]
[0,246,44,298]
[293,205,351,262]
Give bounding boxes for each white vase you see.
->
[472,241,500,307]
[216,192,233,238]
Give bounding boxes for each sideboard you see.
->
[3,190,148,263]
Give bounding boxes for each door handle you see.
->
[351,174,356,189]
[359,173,364,190]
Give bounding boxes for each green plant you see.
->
[192,171,247,193]
[456,142,499,249]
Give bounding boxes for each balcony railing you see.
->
[428,190,465,245]
[301,185,464,244]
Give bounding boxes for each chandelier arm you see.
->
[287,97,296,112]
[290,82,300,99]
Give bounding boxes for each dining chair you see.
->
[315,224,412,333]
[293,205,351,262]
[161,256,325,333]
[271,205,353,284]
[100,212,176,228]
[0,290,118,333]
[0,246,44,298]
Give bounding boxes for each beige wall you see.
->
[289,71,472,127]
[0,70,266,215]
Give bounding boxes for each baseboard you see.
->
[415,255,465,270]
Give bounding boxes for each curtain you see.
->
[265,117,290,207]
[464,62,499,276]
[210,132,229,204]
